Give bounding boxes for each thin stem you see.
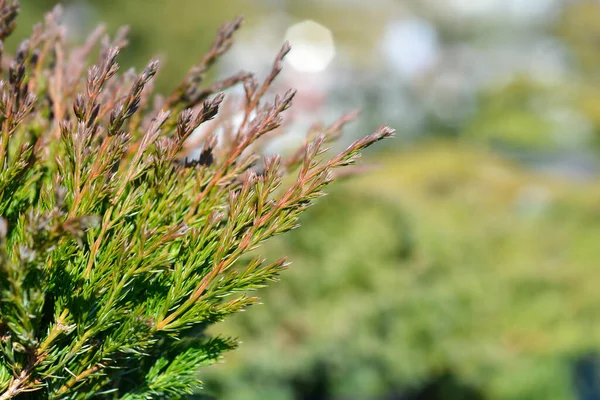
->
[0,369,31,400]
[56,364,102,395]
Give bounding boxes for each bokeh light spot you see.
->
[284,20,335,73]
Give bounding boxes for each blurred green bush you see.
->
[202,144,600,400]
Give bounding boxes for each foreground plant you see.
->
[0,2,393,399]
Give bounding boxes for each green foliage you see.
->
[204,144,600,400]
[464,78,563,150]
[0,2,391,398]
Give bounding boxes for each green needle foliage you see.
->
[0,2,393,398]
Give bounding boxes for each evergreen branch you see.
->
[0,3,392,398]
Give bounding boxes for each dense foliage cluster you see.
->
[0,2,392,398]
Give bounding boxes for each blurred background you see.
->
[20,0,600,399]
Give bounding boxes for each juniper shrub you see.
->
[0,2,393,398]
